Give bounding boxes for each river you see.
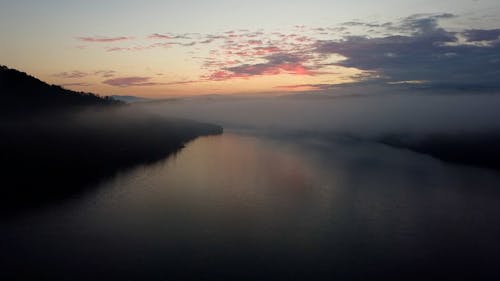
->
[2,132,500,280]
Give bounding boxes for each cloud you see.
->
[314,14,500,88]
[247,40,263,45]
[197,28,324,81]
[60,82,92,87]
[75,14,500,91]
[103,76,199,87]
[253,46,282,54]
[77,36,133,43]
[54,70,117,79]
[462,29,500,42]
[148,33,173,40]
[94,70,116,78]
[53,71,89,79]
[105,42,176,52]
[104,40,195,52]
[103,77,159,87]
[341,21,382,28]
[397,13,456,35]
[165,80,200,86]
[204,53,317,81]
[199,39,215,44]
[202,71,249,81]
[106,46,147,52]
[179,41,196,47]
[274,84,323,91]
[148,33,195,40]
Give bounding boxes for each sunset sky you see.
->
[1,0,500,98]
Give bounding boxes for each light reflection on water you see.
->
[2,133,500,280]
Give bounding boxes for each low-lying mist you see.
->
[138,89,500,169]
[140,90,500,138]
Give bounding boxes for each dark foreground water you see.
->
[2,133,500,280]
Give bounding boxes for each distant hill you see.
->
[379,132,500,170]
[0,65,119,115]
[0,65,222,211]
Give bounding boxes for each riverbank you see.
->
[1,110,222,212]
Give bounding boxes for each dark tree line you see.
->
[0,65,120,117]
[0,65,222,213]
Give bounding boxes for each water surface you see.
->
[2,133,500,280]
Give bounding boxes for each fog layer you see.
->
[140,90,500,138]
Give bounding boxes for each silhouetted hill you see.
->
[379,131,500,170]
[0,66,222,213]
[0,65,119,116]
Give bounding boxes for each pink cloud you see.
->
[203,53,318,81]
[204,62,316,82]
[247,40,263,45]
[280,63,313,75]
[115,28,330,83]
[253,46,281,55]
[203,71,249,81]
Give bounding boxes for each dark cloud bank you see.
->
[314,13,500,89]
[205,13,500,89]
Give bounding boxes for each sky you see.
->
[1,0,500,98]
